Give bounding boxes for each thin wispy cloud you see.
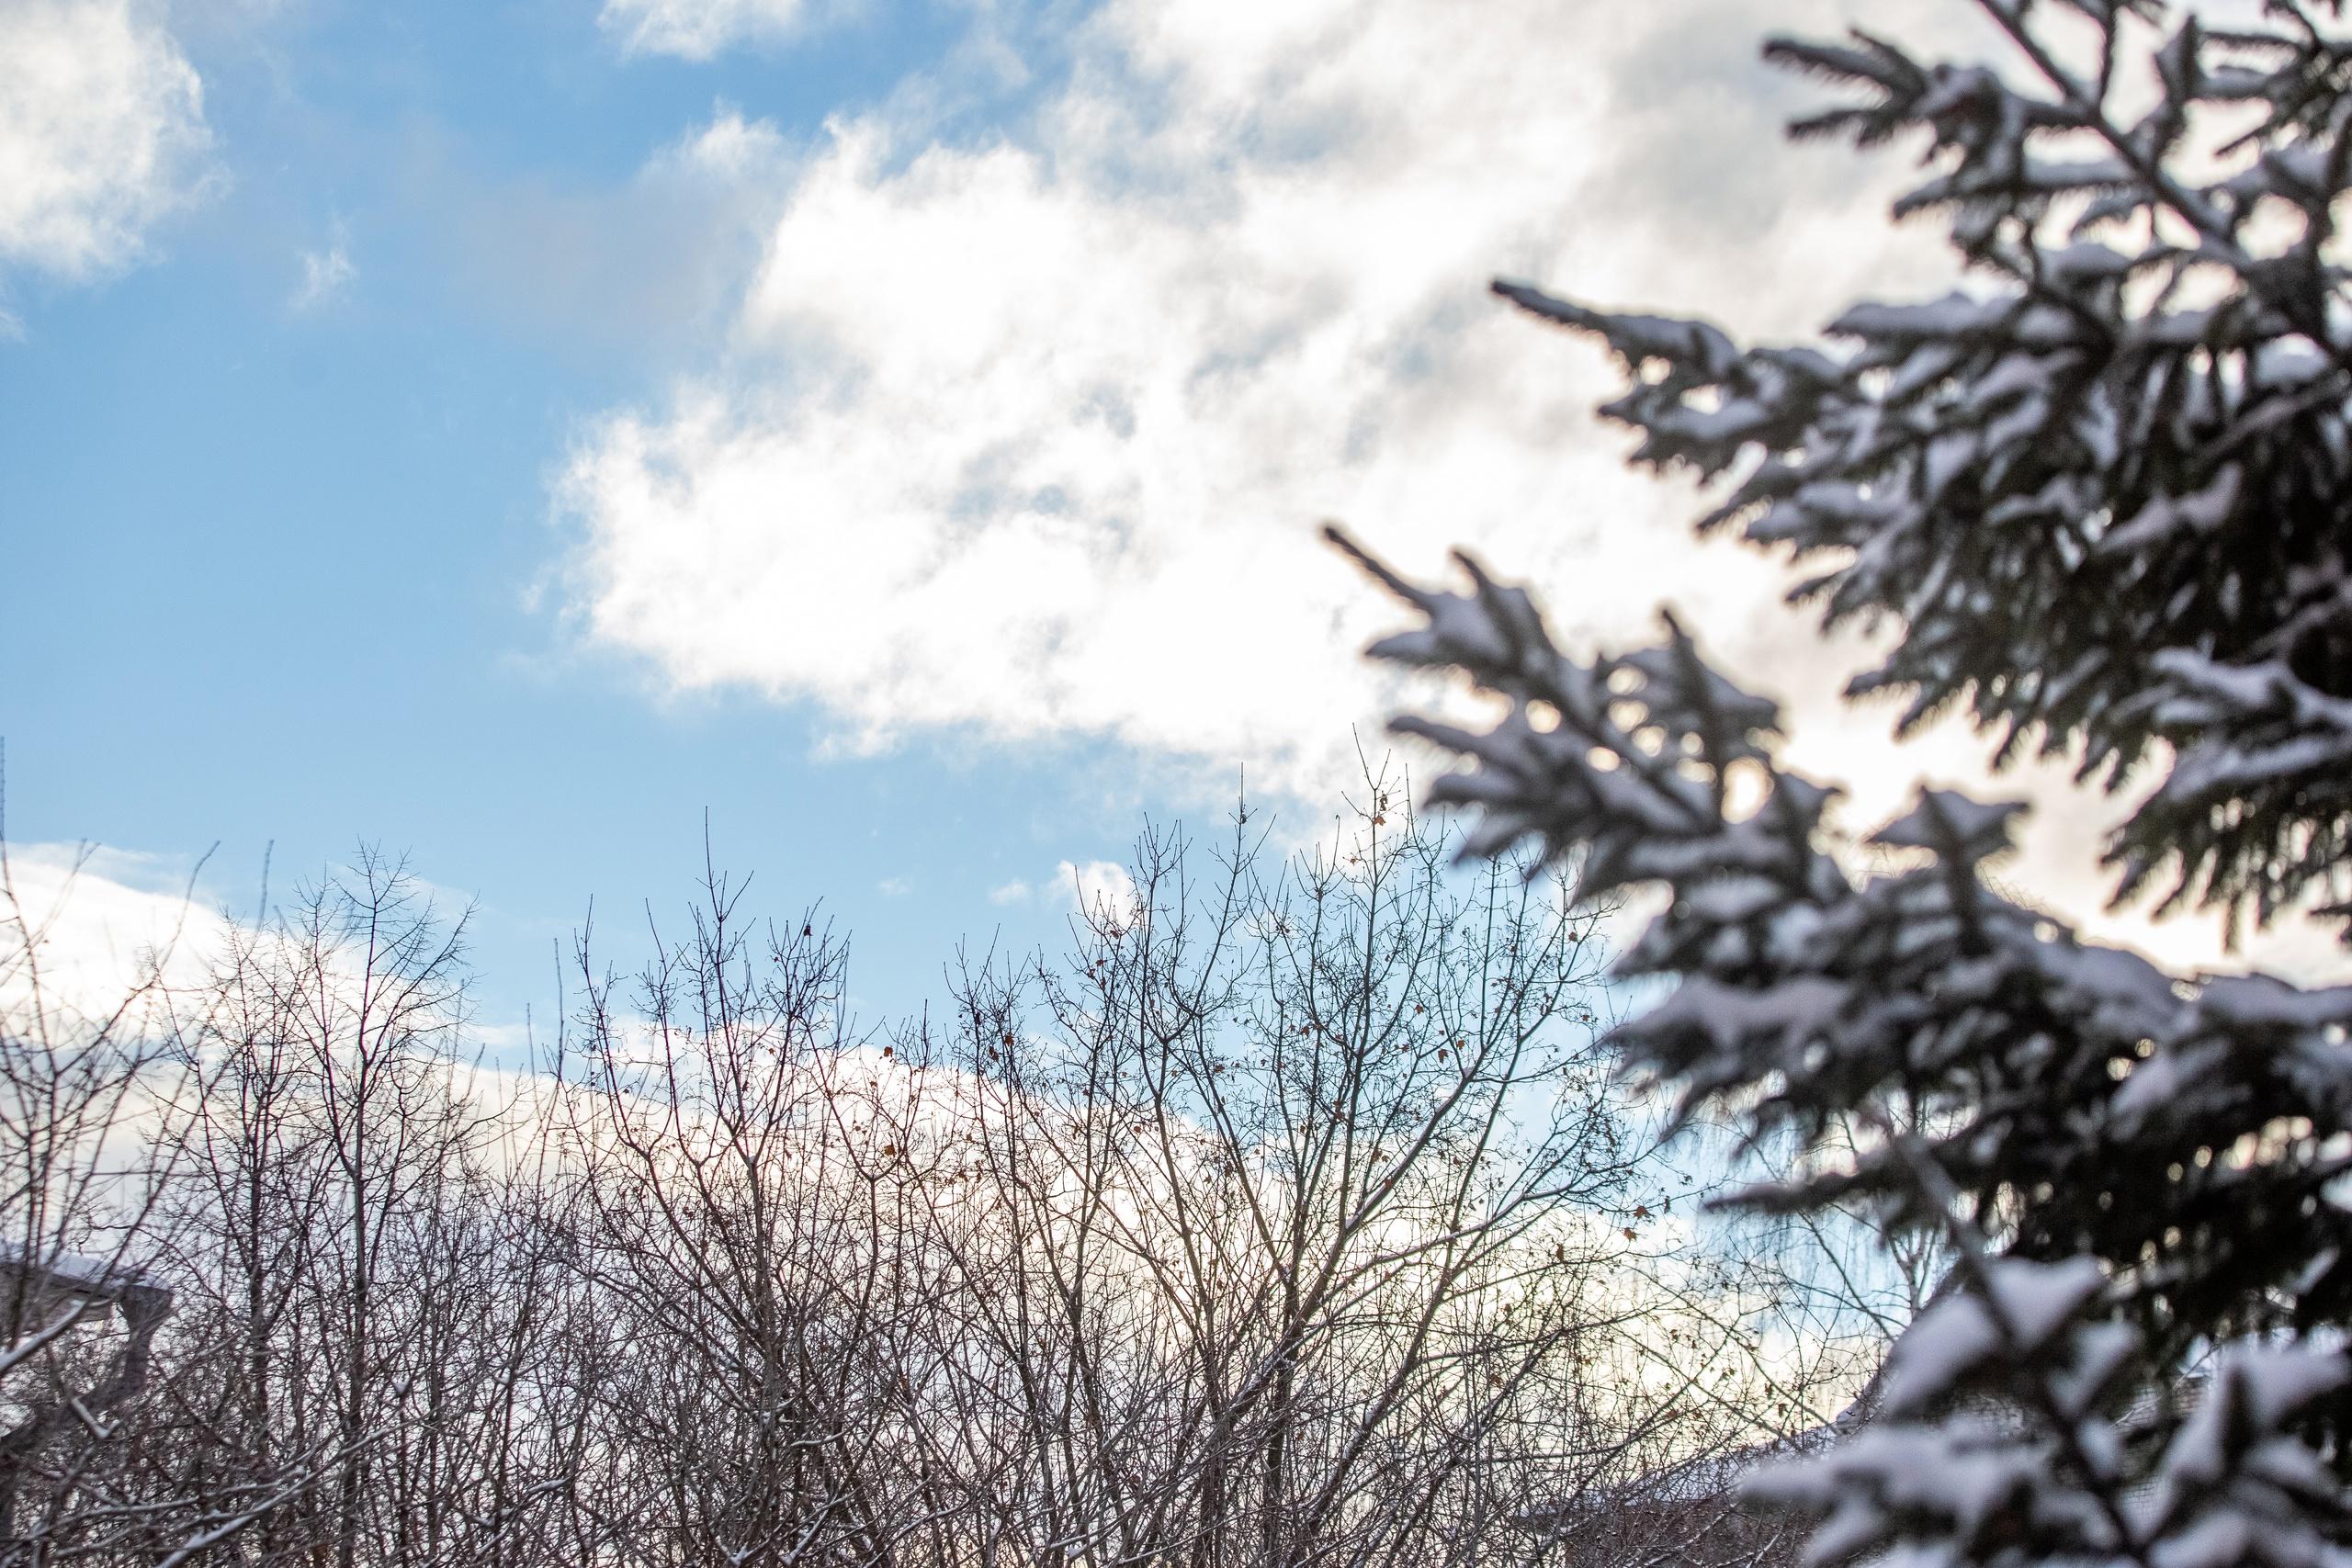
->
[979,859,1137,920]
[425,107,792,356]
[290,220,356,311]
[598,0,838,60]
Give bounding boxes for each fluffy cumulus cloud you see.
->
[0,0,212,280]
[561,0,2340,976]
[561,0,1958,767]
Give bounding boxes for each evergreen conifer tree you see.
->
[1335,3,2352,1562]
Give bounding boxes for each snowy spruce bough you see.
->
[1337,2,2352,1564]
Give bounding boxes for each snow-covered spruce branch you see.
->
[1481,0,2352,934]
[1335,528,2350,1275]
[1331,517,2352,1556]
[1329,5,2352,1563]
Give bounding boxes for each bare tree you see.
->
[0,796,1811,1568]
[144,852,543,1568]
[559,863,925,1568]
[897,779,1751,1568]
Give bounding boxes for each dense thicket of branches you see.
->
[1337,2,2352,1565]
[0,798,1824,1567]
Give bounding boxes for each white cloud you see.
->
[1057,858,1136,921]
[560,1,1953,774]
[876,874,911,897]
[559,0,2342,977]
[984,861,1138,919]
[0,844,555,1067]
[290,220,355,311]
[0,843,233,1039]
[599,0,831,60]
[0,0,212,280]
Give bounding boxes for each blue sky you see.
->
[6,0,2333,1038]
[3,0,1185,1029]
